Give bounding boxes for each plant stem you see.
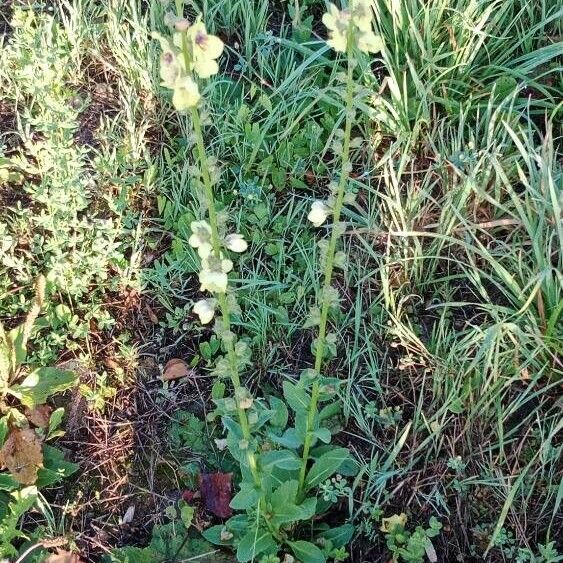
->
[298,40,356,495]
[174,7,282,538]
[188,74,262,494]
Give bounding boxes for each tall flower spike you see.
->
[189,221,213,258]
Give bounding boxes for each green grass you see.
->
[0,0,561,561]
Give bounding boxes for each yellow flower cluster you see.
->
[188,220,248,324]
[155,17,224,111]
[323,0,383,54]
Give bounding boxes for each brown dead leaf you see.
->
[0,428,43,484]
[25,405,52,428]
[199,472,232,518]
[163,358,191,381]
[145,304,159,324]
[45,550,84,563]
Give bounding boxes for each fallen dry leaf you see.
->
[25,405,52,428]
[163,358,191,381]
[199,472,232,518]
[0,428,43,484]
[121,504,135,525]
[45,549,84,563]
[145,304,159,324]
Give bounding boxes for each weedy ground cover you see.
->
[0,0,561,562]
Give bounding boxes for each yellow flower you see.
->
[159,50,181,88]
[224,233,248,253]
[308,200,332,227]
[172,76,200,111]
[186,19,224,79]
[199,269,228,293]
[380,513,408,533]
[193,298,216,324]
[188,221,213,258]
[357,30,383,54]
[351,0,374,32]
[322,3,351,53]
[199,253,233,293]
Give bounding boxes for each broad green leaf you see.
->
[0,474,19,492]
[0,416,8,447]
[260,449,301,470]
[271,503,305,527]
[230,483,260,510]
[317,524,355,548]
[305,447,351,491]
[319,401,341,421]
[35,445,78,488]
[47,407,65,440]
[288,540,326,563]
[236,529,276,562]
[311,445,358,476]
[7,324,27,369]
[202,524,231,546]
[180,504,194,529]
[9,367,76,408]
[226,514,250,535]
[268,428,303,449]
[282,381,310,413]
[271,480,298,508]
[313,427,331,444]
[268,396,288,429]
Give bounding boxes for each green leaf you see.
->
[288,540,326,563]
[313,427,331,444]
[180,504,194,529]
[268,396,288,428]
[7,324,27,369]
[0,336,10,385]
[271,480,298,507]
[269,428,303,449]
[35,445,78,488]
[0,417,8,447]
[260,449,301,470]
[282,381,310,413]
[305,447,351,491]
[47,407,65,440]
[317,524,354,548]
[0,474,19,492]
[230,483,260,510]
[270,482,317,526]
[236,529,276,562]
[9,367,76,408]
[202,524,231,546]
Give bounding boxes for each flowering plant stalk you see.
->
[167,0,270,519]
[153,1,382,561]
[300,0,382,495]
